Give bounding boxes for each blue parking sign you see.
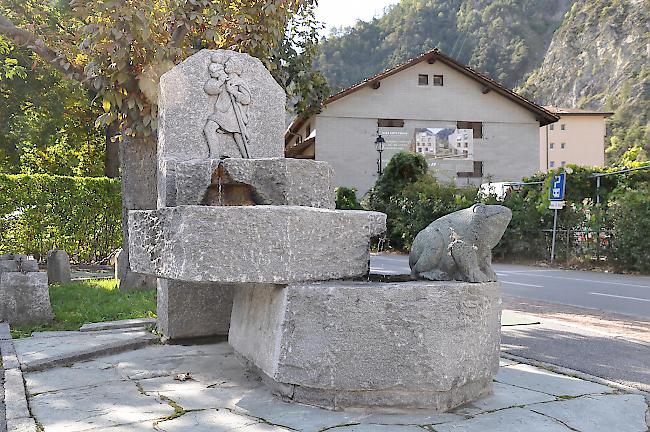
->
[548,173,566,201]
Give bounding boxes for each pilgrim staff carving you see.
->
[203,54,252,158]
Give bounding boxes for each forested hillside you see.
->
[315,0,574,91]
[521,0,649,164]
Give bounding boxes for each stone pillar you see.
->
[118,137,157,290]
[47,249,71,285]
[157,279,234,341]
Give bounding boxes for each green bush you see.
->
[0,174,122,263]
[367,152,478,250]
[366,157,650,271]
[335,186,362,210]
[368,152,429,212]
[387,175,478,250]
[483,164,650,269]
[609,186,650,272]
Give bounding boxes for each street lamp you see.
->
[375,133,385,175]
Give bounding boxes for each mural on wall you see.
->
[412,128,474,161]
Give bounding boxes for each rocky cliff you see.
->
[521,0,649,163]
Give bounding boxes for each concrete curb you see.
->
[501,352,650,397]
[0,324,37,432]
[21,334,159,372]
[79,318,157,332]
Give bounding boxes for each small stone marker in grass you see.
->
[47,249,71,285]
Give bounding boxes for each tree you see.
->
[0,38,105,176]
[0,0,327,285]
[0,0,327,164]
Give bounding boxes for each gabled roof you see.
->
[544,106,614,117]
[286,48,559,144]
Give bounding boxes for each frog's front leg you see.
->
[450,240,489,283]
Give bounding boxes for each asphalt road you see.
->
[371,254,650,318]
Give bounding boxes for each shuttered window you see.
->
[457,121,483,139]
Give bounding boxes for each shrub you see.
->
[335,186,362,209]
[367,151,429,212]
[609,186,650,272]
[370,171,478,250]
[0,174,122,263]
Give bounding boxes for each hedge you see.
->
[0,174,122,263]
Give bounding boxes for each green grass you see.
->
[10,279,156,338]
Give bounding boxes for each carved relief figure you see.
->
[203,54,252,158]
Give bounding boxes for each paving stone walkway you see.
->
[3,328,647,432]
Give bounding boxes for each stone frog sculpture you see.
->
[409,204,512,283]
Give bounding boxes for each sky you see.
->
[316,0,400,36]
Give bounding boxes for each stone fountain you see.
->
[129,49,501,411]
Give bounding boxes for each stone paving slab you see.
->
[3,370,29,421]
[0,341,19,370]
[14,329,158,371]
[5,418,36,432]
[0,364,5,432]
[324,425,424,432]
[528,394,649,432]
[157,409,293,432]
[435,407,573,431]
[12,336,648,432]
[495,363,614,397]
[453,382,556,416]
[29,380,174,432]
[0,324,10,341]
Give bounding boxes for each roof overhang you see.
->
[285,48,560,144]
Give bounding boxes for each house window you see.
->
[418,74,429,86]
[377,118,404,128]
[305,124,311,138]
[561,124,566,130]
[561,142,566,149]
[550,143,555,149]
[549,124,555,130]
[433,75,444,86]
[550,161,555,168]
[457,121,483,139]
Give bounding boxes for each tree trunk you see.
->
[117,134,158,290]
[104,124,120,178]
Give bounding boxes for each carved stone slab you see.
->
[159,49,285,160]
[173,158,335,209]
[128,206,386,284]
[158,49,286,205]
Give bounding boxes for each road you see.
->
[371,254,650,318]
[371,253,650,391]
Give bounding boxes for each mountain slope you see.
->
[521,0,649,163]
[316,0,574,91]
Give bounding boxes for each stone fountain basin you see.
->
[128,205,386,284]
[230,280,502,411]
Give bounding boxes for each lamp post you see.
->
[375,133,385,176]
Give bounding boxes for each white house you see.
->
[285,48,558,195]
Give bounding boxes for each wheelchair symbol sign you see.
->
[548,173,566,201]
